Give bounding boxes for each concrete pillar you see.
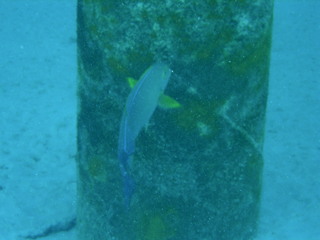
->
[76,1,274,239]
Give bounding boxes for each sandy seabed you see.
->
[0,0,319,239]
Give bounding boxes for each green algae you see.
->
[88,155,107,182]
[174,99,225,137]
[135,209,177,240]
[226,27,273,76]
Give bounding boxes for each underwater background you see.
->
[0,0,319,239]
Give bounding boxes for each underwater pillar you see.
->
[76,1,274,240]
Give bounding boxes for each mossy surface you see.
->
[173,99,225,137]
[226,26,273,76]
[77,0,274,239]
[135,209,177,240]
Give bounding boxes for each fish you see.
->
[127,77,181,109]
[118,62,172,208]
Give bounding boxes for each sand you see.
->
[0,0,319,239]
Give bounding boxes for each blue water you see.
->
[0,0,319,239]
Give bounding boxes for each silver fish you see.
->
[118,62,172,207]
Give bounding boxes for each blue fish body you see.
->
[118,62,172,207]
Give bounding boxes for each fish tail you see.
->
[119,151,135,208]
[123,173,135,209]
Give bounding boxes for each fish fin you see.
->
[127,77,137,88]
[158,94,181,109]
[119,152,135,209]
[123,173,135,209]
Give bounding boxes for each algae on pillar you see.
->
[76,0,274,239]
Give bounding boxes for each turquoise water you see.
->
[0,1,319,239]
